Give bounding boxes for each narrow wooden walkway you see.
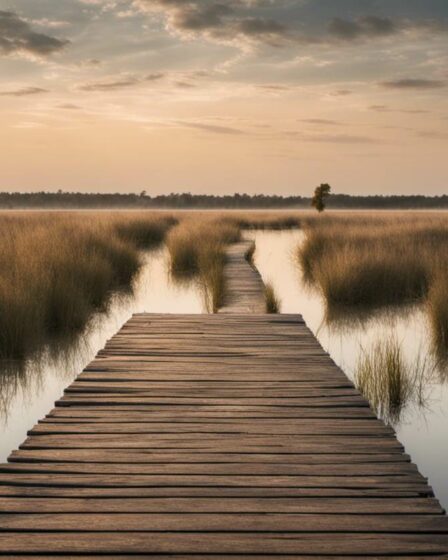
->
[0,313,447,557]
[219,240,266,314]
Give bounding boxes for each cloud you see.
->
[79,78,138,91]
[177,121,244,135]
[30,18,70,29]
[304,133,378,144]
[369,104,430,114]
[301,118,341,126]
[57,103,82,109]
[86,3,448,54]
[380,79,446,89]
[134,1,291,48]
[326,16,447,44]
[175,81,195,88]
[416,130,448,140]
[78,73,164,91]
[330,90,352,96]
[328,16,397,41]
[0,86,48,96]
[236,17,287,37]
[0,10,69,57]
[257,84,291,91]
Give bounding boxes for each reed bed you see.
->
[0,212,175,359]
[298,212,448,357]
[167,218,241,312]
[355,337,432,425]
[226,213,301,231]
[427,274,448,361]
[244,241,256,266]
[264,282,281,314]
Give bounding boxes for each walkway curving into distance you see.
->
[0,241,447,557]
[219,240,266,314]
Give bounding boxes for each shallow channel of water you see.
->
[249,229,448,510]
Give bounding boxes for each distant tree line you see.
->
[0,191,447,210]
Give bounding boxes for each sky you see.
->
[0,0,447,196]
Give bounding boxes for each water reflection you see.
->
[249,229,448,510]
[0,247,204,461]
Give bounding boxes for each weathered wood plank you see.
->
[0,497,442,514]
[0,461,420,475]
[1,513,447,532]
[0,486,433,499]
[8,449,412,464]
[0,532,447,555]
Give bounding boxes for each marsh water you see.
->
[1,230,447,510]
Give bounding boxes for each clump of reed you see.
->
[0,212,175,359]
[230,214,301,230]
[355,337,431,425]
[264,282,281,314]
[298,213,448,356]
[427,273,448,362]
[115,216,177,249]
[245,241,256,266]
[167,218,241,312]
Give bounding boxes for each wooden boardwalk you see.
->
[0,314,447,556]
[0,244,447,557]
[219,240,266,314]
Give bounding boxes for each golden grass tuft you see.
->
[264,282,281,314]
[115,216,177,248]
[355,337,431,425]
[427,273,448,361]
[245,241,256,266]
[0,212,175,359]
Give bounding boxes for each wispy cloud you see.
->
[57,103,82,109]
[380,79,446,89]
[416,130,448,140]
[303,133,379,144]
[328,16,398,41]
[369,105,430,114]
[176,121,245,135]
[301,118,342,126]
[78,73,164,92]
[0,10,69,58]
[0,86,49,96]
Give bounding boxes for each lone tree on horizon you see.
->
[311,183,331,212]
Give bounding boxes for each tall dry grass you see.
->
[167,218,241,312]
[264,282,281,314]
[427,274,448,361]
[244,241,256,266]
[298,212,448,357]
[0,212,175,359]
[226,213,301,231]
[355,337,432,425]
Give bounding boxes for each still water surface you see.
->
[1,231,447,510]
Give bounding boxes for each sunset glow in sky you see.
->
[0,0,447,195]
